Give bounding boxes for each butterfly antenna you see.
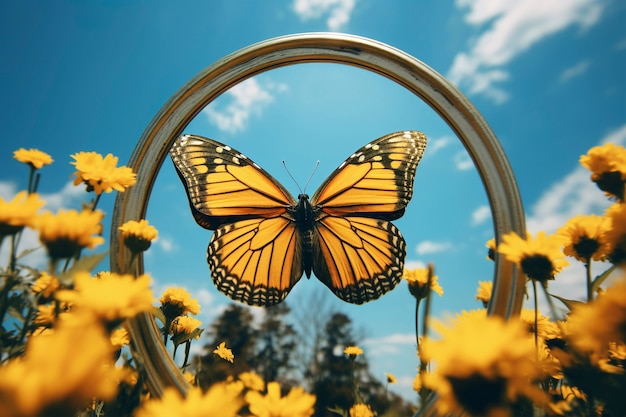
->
[303,160,320,194]
[282,160,304,195]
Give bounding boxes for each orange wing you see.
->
[170,134,296,230]
[310,131,427,304]
[170,135,302,306]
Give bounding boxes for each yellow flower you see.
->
[110,327,130,349]
[486,238,496,261]
[34,209,105,259]
[385,372,396,384]
[118,219,158,253]
[31,271,59,299]
[71,151,137,195]
[567,274,626,360]
[0,191,45,236]
[349,403,375,417]
[520,309,561,341]
[55,271,154,325]
[580,142,626,200]
[160,287,201,319]
[402,267,443,299]
[475,281,492,307]
[245,381,315,417]
[604,203,626,264]
[183,371,196,386]
[413,372,422,393]
[213,341,234,363]
[13,148,53,169]
[135,383,244,417]
[0,321,123,417]
[497,231,568,283]
[558,214,611,262]
[33,304,56,327]
[343,345,364,358]
[239,371,265,391]
[421,314,549,417]
[170,315,203,338]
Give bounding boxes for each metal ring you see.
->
[110,32,526,414]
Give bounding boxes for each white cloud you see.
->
[471,204,491,226]
[454,150,474,171]
[558,60,590,83]
[449,0,604,103]
[362,333,416,356]
[426,136,453,157]
[154,236,176,253]
[415,240,452,255]
[203,78,287,134]
[292,0,356,31]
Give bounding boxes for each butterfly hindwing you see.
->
[312,215,406,304]
[208,216,303,306]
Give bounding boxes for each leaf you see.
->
[16,246,43,260]
[57,252,109,285]
[591,264,617,294]
[549,293,585,311]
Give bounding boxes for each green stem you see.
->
[585,258,593,302]
[532,279,539,349]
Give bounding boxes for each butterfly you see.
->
[169,131,427,306]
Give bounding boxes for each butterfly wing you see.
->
[170,134,302,306]
[311,131,427,304]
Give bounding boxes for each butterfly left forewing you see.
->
[170,134,296,230]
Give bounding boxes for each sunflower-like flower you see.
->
[34,209,105,259]
[55,271,154,327]
[385,372,397,384]
[213,341,234,363]
[118,219,158,253]
[580,143,626,201]
[343,345,364,359]
[566,274,626,361]
[486,238,496,261]
[558,214,611,262]
[135,383,244,417]
[0,321,124,417]
[245,381,316,417]
[239,371,265,392]
[421,314,549,417]
[160,287,201,321]
[13,148,53,169]
[71,151,137,195]
[604,203,626,264]
[475,281,493,307]
[497,231,568,283]
[402,267,443,300]
[0,191,45,236]
[31,271,60,299]
[170,315,203,339]
[110,327,130,349]
[349,403,375,417]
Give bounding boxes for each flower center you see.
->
[573,236,600,261]
[520,255,554,282]
[448,373,507,416]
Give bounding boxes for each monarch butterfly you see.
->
[170,131,427,306]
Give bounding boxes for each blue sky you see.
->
[1,0,625,400]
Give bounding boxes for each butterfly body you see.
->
[170,131,427,306]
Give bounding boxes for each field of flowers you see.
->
[0,143,624,417]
